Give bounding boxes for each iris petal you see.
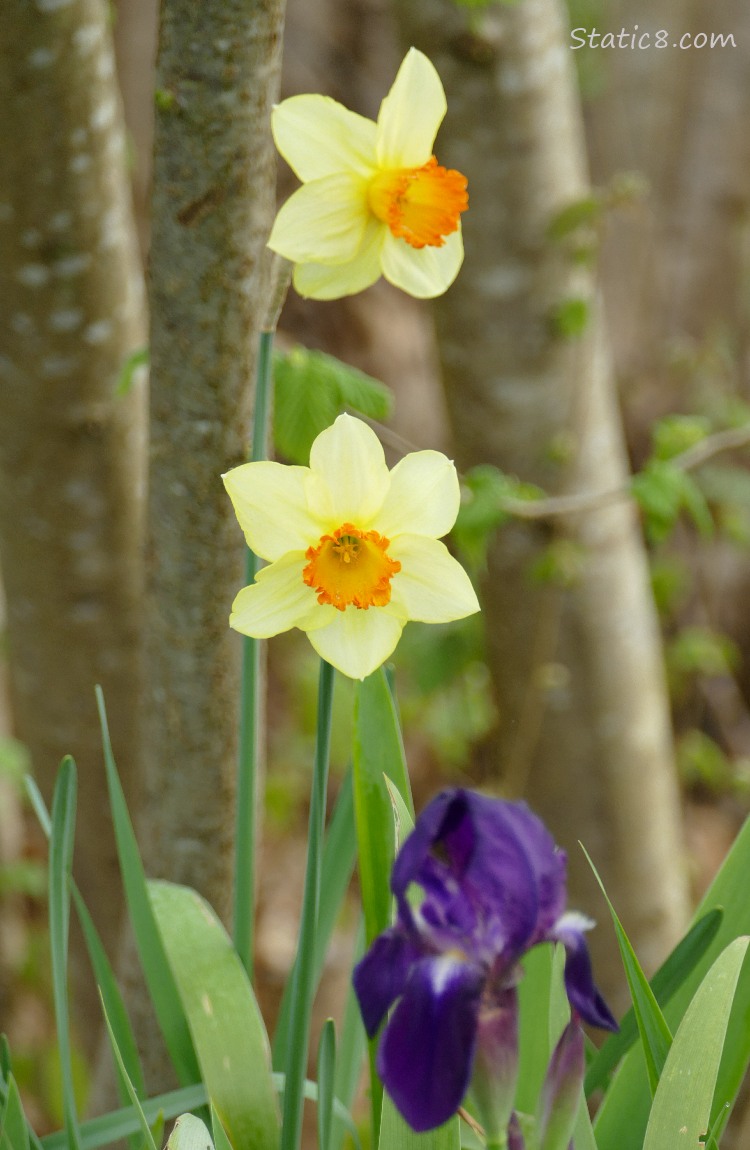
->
[552,920,618,1032]
[352,929,423,1037]
[272,94,377,181]
[378,955,484,1132]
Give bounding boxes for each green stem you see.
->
[232,327,275,977]
[280,659,336,1150]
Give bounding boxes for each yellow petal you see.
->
[380,225,463,299]
[388,535,480,622]
[293,219,385,300]
[306,606,405,680]
[272,95,377,181]
[375,451,460,540]
[268,174,369,265]
[376,49,447,169]
[307,414,390,526]
[222,461,321,561]
[230,553,326,638]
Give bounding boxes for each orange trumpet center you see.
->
[303,523,401,611]
[367,156,468,250]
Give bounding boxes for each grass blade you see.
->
[99,997,158,1150]
[40,1085,208,1150]
[48,757,82,1150]
[95,687,199,1085]
[0,1073,31,1150]
[316,1020,336,1150]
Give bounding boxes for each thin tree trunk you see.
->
[121,0,285,1088]
[0,0,147,1052]
[394,0,690,1003]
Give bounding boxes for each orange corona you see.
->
[303,523,401,611]
[367,157,468,250]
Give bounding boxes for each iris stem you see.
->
[280,658,336,1150]
[232,326,274,978]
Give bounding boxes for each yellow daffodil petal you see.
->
[293,219,385,300]
[272,94,378,181]
[376,48,447,169]
[306,606,405,680]
[389,535,480,622]
[268,174,369,265]
[307,413,391,525]
[375,451,460,540]
[230,553,328,638]
[380,225,464,298]
[222,461,321,561]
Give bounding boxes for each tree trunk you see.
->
[393,0,690,1004]
[122,0,285,1087]
[0,0,147,1052]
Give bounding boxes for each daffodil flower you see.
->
[223,414,479,680]
[268,48,468,300]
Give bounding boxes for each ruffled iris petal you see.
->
[307,413,391,525]
[552,919,618,1032]
[375,450,460,540]
[380,226,464,299]
[272,94,377,181]
[222,461,321,560]
[306,605,405,681]
[388,536,480,623]
[352,929,424,1037]
[229,553,324,639]
[378,955,484,1132]
[292,219,385,301]
[376,48,447,169]
[268,174,369,265]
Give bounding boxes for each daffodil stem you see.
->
[280,658,336,1150]
[233,327,275,977]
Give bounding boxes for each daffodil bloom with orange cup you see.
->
[223,414,480,680]
[267,48,468,300]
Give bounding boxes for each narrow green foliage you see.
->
[48,757,82,1150]
[550,297,590,339]
[329,919,367,1150]
[642,939,749,1149]
[115,347,149,396]
[210,1107,233,1150]
[453,466,545,568]
[25,776,146,1106]
[0,1074,31,1150]
[585,908,723,1094]
[280,660,335,1150]
[631,459,712,542]
[582,846,671,1095]
[652,414,711,460]
[95,688,199,1085]
[547,195,602,242]
[316,1021,336,1150]
[378,1095,460,1150]
[273,346,392,464]
[100,1000,158,1150]
[149,880,279,1150]
[40,1085,208,1150]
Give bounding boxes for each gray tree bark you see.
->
[394,0,690,1003]
[0,0,147,1052]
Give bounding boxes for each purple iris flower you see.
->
[353,788,617,1133]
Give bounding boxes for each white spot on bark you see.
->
[49,308,84,333]
[50,210,73,231]
[21,228,42,248]
[0,204,13,222]
[91,99,116,131]
[54,253,92,278]
[72,24,101,54]
[70,601,103,624]
[215,38,231,51]
[96,53,114,81]
[83,319,113,344]
[69,154,92,174]
[11,313,35,335]
[42,355,78,377]
[18,264,50,287]
[28,46,58,68]
[70,127,87,148]
[0,356,14,377]
[35,0,75,11]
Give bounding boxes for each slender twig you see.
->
[500,423,750,522]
